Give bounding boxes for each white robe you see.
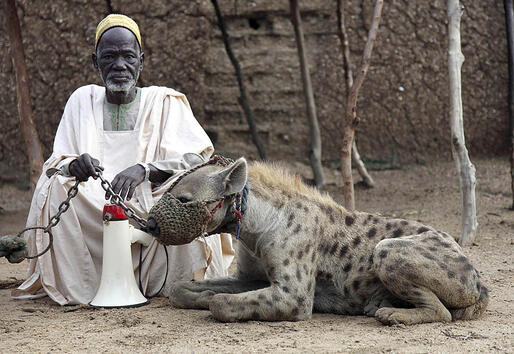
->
[12,85,235,305]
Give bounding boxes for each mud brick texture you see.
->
[0,0,508,176]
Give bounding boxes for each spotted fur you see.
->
[156,158,488,325]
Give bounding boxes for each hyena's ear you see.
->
[215,158,248,196]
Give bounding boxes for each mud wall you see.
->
[0,0,508,176]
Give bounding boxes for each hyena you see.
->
[146,157,488,325]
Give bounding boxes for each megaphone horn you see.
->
[89,204,153,308]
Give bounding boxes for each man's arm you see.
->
[148,164,172,184]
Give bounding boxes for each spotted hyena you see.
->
[146,157,488,325]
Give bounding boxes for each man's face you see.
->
[93,27,143,93]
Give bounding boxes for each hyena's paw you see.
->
[375,307,409,325]
[363,302,380,317]
[169,283,215,309]
[375,306,452,325]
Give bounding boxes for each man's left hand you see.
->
[106,164,145,201]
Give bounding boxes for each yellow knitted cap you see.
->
[95,14,142,49]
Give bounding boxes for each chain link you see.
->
[18,168,148,259]
[95,168,148,228]
[45,180,80,231]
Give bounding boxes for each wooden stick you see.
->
[340,0,383,210]
[4,0,44,191]
[290,0,325,188]
[211,0,267,160]
[447,0,478,245]
[504,0,514,210]
[337,0,375,189]
[352,141,374,188]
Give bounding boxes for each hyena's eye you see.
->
[177,196,190,203]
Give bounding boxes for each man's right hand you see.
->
[69,153,104,182]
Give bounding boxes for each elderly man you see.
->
[12,14,234,305]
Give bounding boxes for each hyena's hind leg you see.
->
[313,280,364,315]
[372,231,486,325]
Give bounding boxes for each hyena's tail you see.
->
[450,283,489,321]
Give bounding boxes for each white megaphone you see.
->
[90,204,154,308]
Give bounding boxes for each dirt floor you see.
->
[0,157,513,353]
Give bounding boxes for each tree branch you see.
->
[290,0,325,188]
[504,0,514,210]
[447,0,478,245]
[4,0,44,191]
[337,0,375,189]
[211,0,267,160]
[340,0,383,210]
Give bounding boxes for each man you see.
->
[12,14,234,305]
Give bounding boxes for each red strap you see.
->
[232,209,243,220]
[204,200,224,222]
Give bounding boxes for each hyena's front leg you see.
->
[209,246,316,322]
[170,277,269,309]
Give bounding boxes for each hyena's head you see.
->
[146,156,247,245]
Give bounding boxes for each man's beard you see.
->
[104,77,137,93]
[99,68,138,93]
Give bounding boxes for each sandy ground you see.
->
[0,158,513,353]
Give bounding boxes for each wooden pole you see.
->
[211,0,267,160]
[504,0,514,210]
[4,0,44,191]
[340,0,383,210]
[336,0,375,189]
[290,0,325,188]
[447,0,478,245]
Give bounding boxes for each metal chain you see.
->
[45,180,80,231]
[16,156,231,260]
[19,168,148,259]
[17,180,80,259]
[94,168,148,228]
